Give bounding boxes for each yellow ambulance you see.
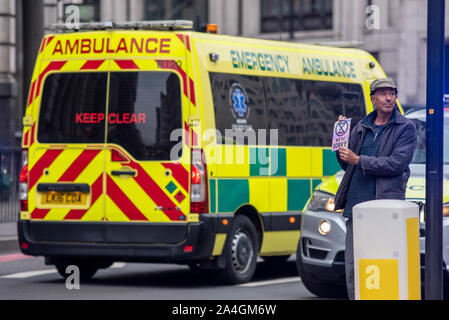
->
[18,20,393,283]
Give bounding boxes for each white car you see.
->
[296,108,449,298]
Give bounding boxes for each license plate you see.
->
[42,192,88,205]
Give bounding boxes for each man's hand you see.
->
[339,147,360,165]
[336,115,359,165]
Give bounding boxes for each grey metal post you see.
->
[425,0,445,300]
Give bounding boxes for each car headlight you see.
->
[307,190,342,212]
[443,203,449,216]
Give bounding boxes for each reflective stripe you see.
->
[30,150,102,220]
[64,174,103,220]
[29,149,63,190]
[39,37,47,53]
[31,208,50,220]
[81,59,105,70]
[184,121,198,147]
[128,161,185,221]
[176,33,191,51]
[114,59,139,70]
[39,36,54,54]
[106,174,148,221]
[162,163,189,192]
[27,80,36,106]
[58,150,101,182]
[29,123,36,147]
[23,128,29,146]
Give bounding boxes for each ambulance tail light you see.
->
[190,149,209,214]
[19,149,28,211]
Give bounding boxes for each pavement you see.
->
[0,222,19,253]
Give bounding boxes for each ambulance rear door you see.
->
[28,32,110,242]
[103,31,193,244]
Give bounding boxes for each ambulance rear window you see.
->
[38,72,107,143]
[107,72,182,161]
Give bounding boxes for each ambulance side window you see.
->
[38,72,107,143]
[305,81,365,147]
[209,72,267,145]
[107,72,182,161]
[263,77,311,146]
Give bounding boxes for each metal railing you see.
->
[0,148,21,223]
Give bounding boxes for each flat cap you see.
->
[370,78,397,95]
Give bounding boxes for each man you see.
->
[334,78,417,299]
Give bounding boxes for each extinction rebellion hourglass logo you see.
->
[335,120,348,137]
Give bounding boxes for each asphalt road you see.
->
[0,251,324,300]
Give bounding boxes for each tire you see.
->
[220,215,259,284]
[54,259,110,282]
[296,240,348,299]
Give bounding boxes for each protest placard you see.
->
[332,118,351,151]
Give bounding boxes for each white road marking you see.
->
[238,276,301,287]
[1,262,126,279]
[0,237,18,241]
[110,262,126,269]
[1,269,57,279]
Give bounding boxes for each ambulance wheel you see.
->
[221,215,259,284]
[296,241,348,299]
[54,259,102,282]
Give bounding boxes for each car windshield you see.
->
[409,114,449,164]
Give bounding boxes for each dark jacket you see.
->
[334,109,418,211]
